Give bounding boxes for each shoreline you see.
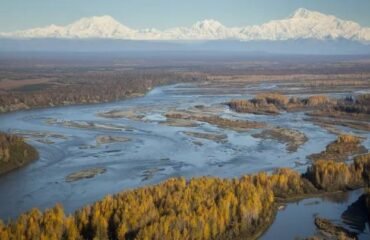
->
[1,169,367,239]
[0,152,39,176]
[0,79,368,238]
[0,80,204,116]
[0,72,206,115]
[0,92,146,116]
[0,134,39,176]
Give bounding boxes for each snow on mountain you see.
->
[158,19,241,40]
[242,8,370,42]
[1,8,370,42]
[2,15,137,39]
[62,15,136,39]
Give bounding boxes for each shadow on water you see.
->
[262,189,370,240]
[342,194,370,233]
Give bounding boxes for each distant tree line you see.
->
[228,93,370,116]
[0,71,206,113]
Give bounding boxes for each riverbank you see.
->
[0,74,368,238]
[0,132,38,175]
[0,151,369,239]
[0,71,205,113]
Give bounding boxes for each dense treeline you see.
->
[305,153,370,191]
[0,150,369,240]
[0,132,38,175]
[335,93,370,114]
[227,93,370,116]
[0,71,205,113]
[227,93,332,115]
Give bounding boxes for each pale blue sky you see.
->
[0,0,369,32]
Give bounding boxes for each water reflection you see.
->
[342,194,369,233]
[262,189,370,240]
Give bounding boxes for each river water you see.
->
[0,83,368,238]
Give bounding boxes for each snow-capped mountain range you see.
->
[1,8,370,43]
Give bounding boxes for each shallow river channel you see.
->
[0,83,369,238]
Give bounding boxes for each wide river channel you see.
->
[0,83,369,239]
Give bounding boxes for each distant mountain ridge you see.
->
[1,8,370,43]
[1,38,369,55]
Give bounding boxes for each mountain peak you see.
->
[72,15,122,27]
[91,15,116,21]
[292,8,312,18]
[290,8,327,19]
[193,19,225,29]
[1,9,369,42]
[63,15,135,38]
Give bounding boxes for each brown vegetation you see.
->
[0,71,205,113]
[308,117,370,132]
[227,99,280,115]
[197,116,266,131]
[96,136,130,145]
[228,93,370,133]
[252,127,308,152]
[256,93,289,106]
[65,167,107,182]
[306,160,354,191]
[307,94,370,131]
[183,131,227,143]
[305,153,370,191]
[228,93,333,115]
[165,112,265,131]
[335,94,370,115]
[308,135,367,162]
[0,132,38,175]
[354,153,370,185]
[314,217,357,240]
[306,95,331,106]
[0,78,53,91]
